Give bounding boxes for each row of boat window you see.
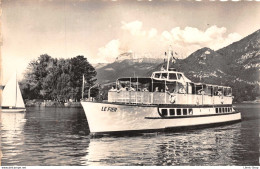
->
[216,107,233,113]
[154,72,183,80]
[161,108,193,117]
[160,107,233,117]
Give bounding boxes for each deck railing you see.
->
[108,91,232,105]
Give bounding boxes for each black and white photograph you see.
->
[0,0,259,166]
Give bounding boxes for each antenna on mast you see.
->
[166,45,173,71]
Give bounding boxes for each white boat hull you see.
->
[81,101,241,135]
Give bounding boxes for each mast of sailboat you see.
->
[15,72,17,107]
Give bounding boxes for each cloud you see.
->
[97,22,242,63]
[148,28,158,38]
[97,39,120,63]
[161,25,242,50]
[121,20,146,36]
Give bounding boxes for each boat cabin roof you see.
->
[117,77,151,83]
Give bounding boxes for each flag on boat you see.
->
[171,52,177,63]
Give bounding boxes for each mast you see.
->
[0,0,2,107]
[15,72,17,107]
[82,74,85,100]
[166,46,173,71]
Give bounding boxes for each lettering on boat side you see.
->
[101,107,117,112]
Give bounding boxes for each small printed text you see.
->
[101,107,117,112]
[243,167,259,169]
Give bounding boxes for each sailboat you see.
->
[1,73,26,112]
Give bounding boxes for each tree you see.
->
[21,55,97,102]
[21,54,53,99]
[70,55,97,101]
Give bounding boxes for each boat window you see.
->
[177,109,181,115]
[213,86,218,96]
[169,73,177,80]
[225,107,228,112]
[161,73,168,79]
[201,84,207,95]
[170,109,175,116]
[189,109,193,115]
[207,86,213,96]
[224,88,227,96]
[177,74,183,80]
[219,108,222,113]
[218,87,223,96]
[216,108,218,113]
[191,83,196,94]
[230,107,232,112]
[162,109,168,117]
[178,83,186,94]
[222,107,225,113]
[183,109,187,115]
[196,85,203,94]
[155,73,161,78]
[227,88,232,96]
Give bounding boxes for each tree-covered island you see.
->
[20,54,98,104]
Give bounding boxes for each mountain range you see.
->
[95,29,260,102]
[95,53,164,84]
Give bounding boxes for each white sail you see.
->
[1,73,25,108]
[16,80,25,108]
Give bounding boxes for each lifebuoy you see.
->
[169,93,176,103]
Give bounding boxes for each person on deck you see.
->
[129,86,136,91]
[109,86,117,92]
[155,87,159,92]
[179,87,186,94]
[142,88,148,92]
[120,84,127,91]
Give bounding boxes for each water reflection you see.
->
[0,104,259,166]
[85,123,243,166]
[1,107,90,166]
[1,112,26,165]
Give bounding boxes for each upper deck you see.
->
[104,47,233,106]
[107,69,233,105]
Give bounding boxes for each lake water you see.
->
[1,103,259,166]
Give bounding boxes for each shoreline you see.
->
[25,100,82,108]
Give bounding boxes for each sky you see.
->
[1,0,260,84]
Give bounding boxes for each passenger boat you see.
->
[81,47,241,136]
